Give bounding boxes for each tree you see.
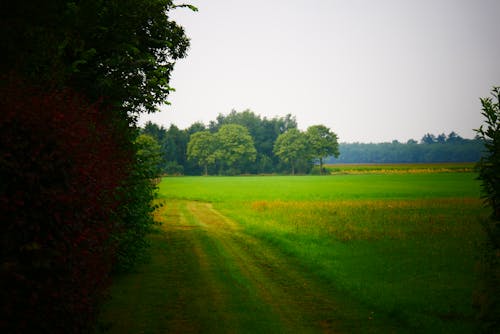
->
[141,121,170,172]
[306,125,339,174]
[473,87,500,332]
[447,131,463,144]
[214,124,257,174]
[1,1,196,117]
[1,2,195,332]
[275,114,298,133]
[436,133,447,144]
[475,86,500,221]
[217,110,265,170]
[274,129,310,175]
[208,110,297,173]
[187,131,216,176]
[142,121,167,142]
[164,125,189,169]
[186,122,207,135]
[421,133,436,144]
[135,134,163,178]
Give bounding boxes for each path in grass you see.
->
[100,200,402,333]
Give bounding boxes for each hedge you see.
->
[0,76,132,333]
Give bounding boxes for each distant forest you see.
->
[329,133,483,164]
[141,110,483,175]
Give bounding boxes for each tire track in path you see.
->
[100,200,395,333]
[163,200,346,333]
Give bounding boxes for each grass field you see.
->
[98,167,489,333]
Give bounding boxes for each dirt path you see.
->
[157,200,350,333]
[100,200,390,333]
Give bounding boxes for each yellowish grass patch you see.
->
[247,198,484,241]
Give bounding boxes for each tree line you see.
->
[328,132,483,164]
[141,109,339,175]
[142,112,483,175]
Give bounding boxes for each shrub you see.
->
[111,134,161,273]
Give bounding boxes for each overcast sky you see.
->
[139,0,500,143]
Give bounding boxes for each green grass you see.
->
[98,201,286,333]
[156,172,488,332]
[99,170,488,333]
[224,199,486,331]
[158,172,481,202]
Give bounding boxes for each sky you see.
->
[139,0,500,143]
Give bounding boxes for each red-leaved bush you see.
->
[0,76,132,333]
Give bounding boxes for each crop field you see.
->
[325,162,476,174]
[98,167,489,333]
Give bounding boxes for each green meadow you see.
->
[157,171,479,202]
[99,169,489,333]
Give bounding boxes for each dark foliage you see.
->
[0,77,132,333]
[476,87,500,221]
[1,1,192,331]
[472,87,500,333]
[111,134,161,273]
[0,0,192,116]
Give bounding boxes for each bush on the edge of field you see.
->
[473,86,500,333]
[111,134,161,273]
[0,76,132,333]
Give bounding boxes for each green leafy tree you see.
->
[306,125,339,174]
[1,1,196,117]
[215,124,257,175]
[210,110,297,173]
[473,87,500,332]
[142,121,167,142]
[187,131,217,175]
[186,122,207,135]
[141,121,170,172]
[135,134,163,177]
[475,86,500,221]
[1,1,195,332]
[164,125,189,169]
[274,129,310,175]
[216,110,263,172]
